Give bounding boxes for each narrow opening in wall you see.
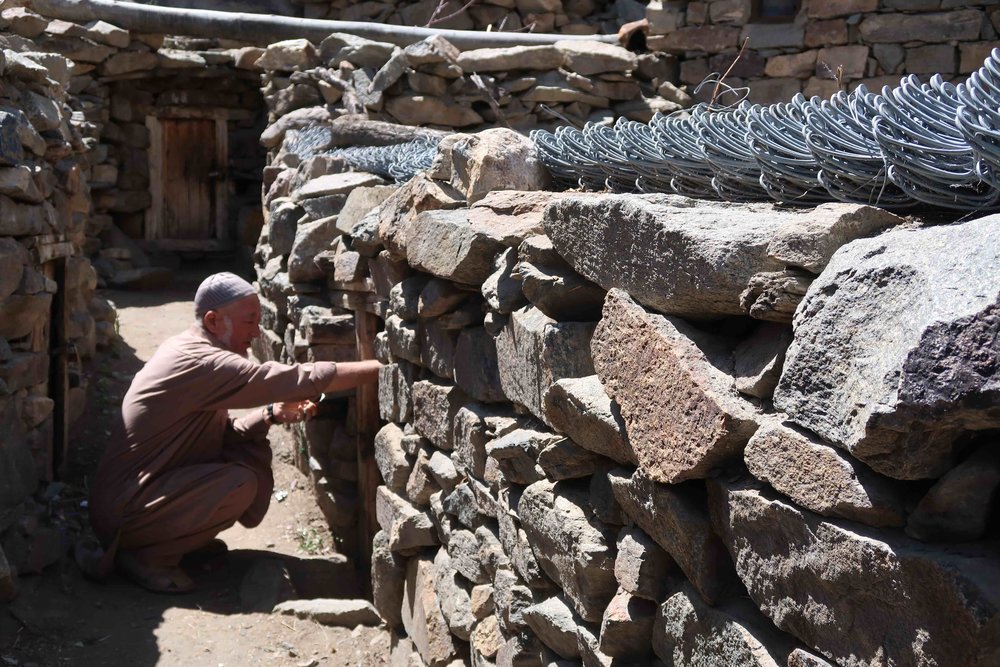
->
[751,0,801,22]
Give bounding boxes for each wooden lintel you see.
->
[353,307,381,592]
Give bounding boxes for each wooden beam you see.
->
[213,115,228,242]
[30,0,619,48]
[353,307,380,593]
[145,115,163,241]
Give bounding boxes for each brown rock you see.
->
[385,95,483,128]
[599,588,656,659]
[744,420,907,528]
[592,290,758,484]
[402,556,459,665]
[457,45,564,72]
[807,0,876,18]
[647,26,740,54]
[765,51,818,79]
[816,45,869,80]
[804,19,848,48]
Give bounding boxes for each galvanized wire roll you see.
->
[616,117,675,193]
[329,137,439,182]
[529,128,580,190]
[956,47,1000,192]
[693,102,769,201]
[555,125,610,190]
[747,94,829,205]
[803,85,914,208]
[650,111,718,198]
[873,74,1000,210]
[585,119,641,193]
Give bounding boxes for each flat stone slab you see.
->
[709,479,1000,667]
[545,194,812,318]
[294,172,384,200]
[773,215,1000,480]
[744,420,907,528]
[273,599,382,627]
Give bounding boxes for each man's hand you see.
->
[273,400,317,424]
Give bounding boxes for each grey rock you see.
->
[497,487,552,590]
[519,480,618,622]
[390,275,431,321]
[268,199,304,257]
[544,194,805,319]
[614,527,674,602]
[385,315,421,365]
[385,95,483,128]
[319,32,396,68]
[599,588,656,659]
[745,420,907,528]
[452,403,520,480]
[288,217,342,282]
[709,479,1000,667]
[741,269,813,324]
[522,595,582,659]
[412,379,468,451]
[377,173,467,260]
[447,528,489,584]
[338,184,396,236]
[457,45,565,72]
[496,306,595,423]
[906,443,1000,542]
[403,556,459,665]
[426,451,461,495]
[402,207,542,285]
[555,40,637,75]
[379,361,415,423]
[765,204,904,274]
[536,437,603,481]
[376,486,439,554]
[593,290,759,483]
[420,318,458,379]
[787,649,835,667]
[733,322,793,400]
[610,468,737,606]
[0,293,51,340]
[513,258,605,322]
[454,327,506,403]
[493,566,534,632]
[653,583,798,667]
[773,216,1000,479]
[0,238,28,302]
[273,598,381,626]
[372,530,406,628]
[542,375,636,466]
[374,422,412,493]
[295,172,384,200]
[256,38,319,71]
[434,548,477,641]
[407,444,440,507]
[483,247,528,315]
[419,279,470,318]
[487,428,555,485]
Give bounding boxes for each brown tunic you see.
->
[90,324,337,569]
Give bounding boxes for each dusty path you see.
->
[1,264,389,667]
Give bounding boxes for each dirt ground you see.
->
[0,264,390,667]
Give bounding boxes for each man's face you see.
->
[204,295,261,356]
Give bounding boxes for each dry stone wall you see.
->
[287,0,1000,104]
[3,3,269,285]
[256,105,1000,664]
[0,39,114,600]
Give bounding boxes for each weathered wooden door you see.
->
[146,113,228,250]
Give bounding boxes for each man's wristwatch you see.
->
[263,403,277,425]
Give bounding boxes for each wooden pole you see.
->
[353,307,380,594]
[30,0,619,49]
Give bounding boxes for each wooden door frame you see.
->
[145,107,229,250]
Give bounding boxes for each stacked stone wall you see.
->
[0,40,112,600]
[256,96,1000,664]
[2,4,269,284]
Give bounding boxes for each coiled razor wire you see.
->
[328,136,440,183]
[530,48,1000,212]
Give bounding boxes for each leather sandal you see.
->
[117,551,196,594]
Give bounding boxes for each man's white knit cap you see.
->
[194,272,257,317]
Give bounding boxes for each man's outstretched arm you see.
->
[320,360,382,393]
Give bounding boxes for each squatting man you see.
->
[84,272,381,593]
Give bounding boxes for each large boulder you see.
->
[709,479,1000,667]
[449,129,550,204]
[593,290,758,483]
[773,215,1000,480]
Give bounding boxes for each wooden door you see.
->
[146,113,229,250]
[162,118,215,240]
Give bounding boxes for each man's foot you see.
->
[181,538,229,571]
[117,551,195,594]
